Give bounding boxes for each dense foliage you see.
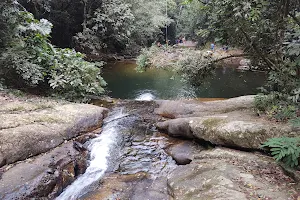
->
[176,0,210,44]
[175,0,300,120]
[74,0,172,55]
[136,44,215,86]
[0,1,106,100]
[75,0,134,54]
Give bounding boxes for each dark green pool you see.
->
[101,61,267,100]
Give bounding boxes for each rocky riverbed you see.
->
[0,92,299,199]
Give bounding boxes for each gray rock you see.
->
[157,116,293,149]
[0,100,108,167]
[154,95,255,118]
[155,96,297,150]
[0,141,88,200]
[166,141,195,165]
[156,118,194,139]
[168,148,298,200]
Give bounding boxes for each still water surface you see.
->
[102,61,267,99]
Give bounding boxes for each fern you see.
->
[289,117,300,128]
[261,137,300,168]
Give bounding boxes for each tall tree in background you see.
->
[75,0,173,55]
[125,0,174,48]
[75,0,134,54]
[176,0,209,43]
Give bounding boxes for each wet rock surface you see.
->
[80,101,179,199]
[65,98,300,200]
[0,138,89,199]
[81,129,189,200]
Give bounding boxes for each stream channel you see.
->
[57,61,267,199]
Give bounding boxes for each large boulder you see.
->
[155,96,298,150]
[0,96,108,167]
[168,148,299,200]
[154,95,255,118]
[157,116,294,149]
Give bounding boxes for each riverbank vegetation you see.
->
[201,0,300,125]
[0,1,106,101]
[136,45,215,85]
[0,0,177,100]
[138,0,300,122]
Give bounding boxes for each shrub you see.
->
[136,51,150,72]
[261,137,300,168]
[254,93,298,122]
[48,48,106,100]
[0,1,106,101]
[136,45,161,71]
[254,94,279,113]
[175,51,213,86]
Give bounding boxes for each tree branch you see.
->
[240,28,278,70]
[212,54,251,63]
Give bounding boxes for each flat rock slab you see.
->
[82,173,170,200]
[0,93,108,167]
[168,148,300,200]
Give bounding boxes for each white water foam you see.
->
[135,92,155,101]
[56,109,127,200]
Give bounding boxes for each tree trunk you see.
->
[82,0,87,30]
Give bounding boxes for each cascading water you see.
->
[56,108,132,200]
[135,92,155,101]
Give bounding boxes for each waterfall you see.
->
[56,108,129,200]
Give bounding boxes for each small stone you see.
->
[46,168,55,174]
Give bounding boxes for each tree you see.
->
[176,0,209,42]
[74,0,174,55]
[0,0,106,100]
[186,0,299,96]
[125,0,174,47]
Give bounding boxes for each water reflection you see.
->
[102,61,267,99]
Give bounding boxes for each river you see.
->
[101,61,267,100]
